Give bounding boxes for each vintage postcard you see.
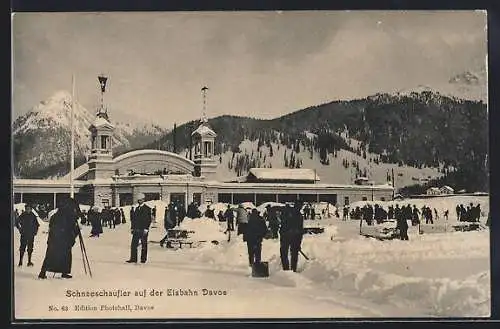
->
[12,11,489,320]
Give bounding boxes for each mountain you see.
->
[446,66,487,103]
[149,89,487,192]
[14,88,488,194]
[12,90,168,178]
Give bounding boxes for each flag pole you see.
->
[70,74,75,198]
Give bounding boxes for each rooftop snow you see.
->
[91,117,114,128]
[248,168,320,182]
[191,124,216,137]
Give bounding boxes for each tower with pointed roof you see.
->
[191,86,218,180]
[87,76,115,180]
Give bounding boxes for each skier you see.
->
[280,202,304,272]
[444,209,449,221]
[434,208,439,221]
[244,209,268,266]
[126,193,152,264]
[456,204,461,221]
[38,198,81,279]
[16,204,40,267]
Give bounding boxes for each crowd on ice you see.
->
[14,195,490,279]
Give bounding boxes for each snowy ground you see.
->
[13,196,490,319]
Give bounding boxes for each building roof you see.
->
[89,116,114,129]
[191,123,216,137]
[248,168,320,182]
[440,185,454,191]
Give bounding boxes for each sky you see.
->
[12,11,487,128]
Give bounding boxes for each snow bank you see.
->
[182,222,490,317]
[198,202,234,217]
[178,217,227,242]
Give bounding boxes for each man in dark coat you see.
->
[16,204,40,267]
[280,202,304,272]
[88,206,103,238]
[244,209,268,266]
[396,209,409,241]
[120,208,126,224]
[159,204,177,247]
[38,198,80,279]
[127,193,152,264]
[224,205,235,232]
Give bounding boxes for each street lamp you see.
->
[97,74,109,119]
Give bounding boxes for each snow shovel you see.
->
[251,261,269,278]
[299,249,310,261]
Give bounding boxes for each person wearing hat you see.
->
[244,208,268,266]
[235,203,249,239]
[126,193,152,264]
[88,205,103,238]
[224,204,235,232]
[15,204,40,267]
[279,202,304,272]
[38,198,81,279]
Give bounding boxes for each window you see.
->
[101,136,107,149]
[381,197,386,201]
[362,197,368,201]
[193,193,202,205]
[204,141,211,157]
[344,196,349,206]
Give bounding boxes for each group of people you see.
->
[84,206,128,238]
[15,200,81,279]
[344,202,483,226]
[456,203,482,222]
[215,203,305,272]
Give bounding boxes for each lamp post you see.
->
[97,74,108,119]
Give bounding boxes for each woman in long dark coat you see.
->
[89,206,103,237]
[38,198,80,279]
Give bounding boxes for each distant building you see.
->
[439,185,454,195]
[426,187,440,195]
[244,168,320,184]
